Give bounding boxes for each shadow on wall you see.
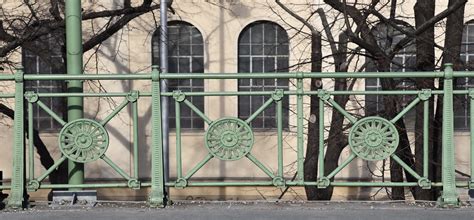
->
[0,194,5,210]
[0,171,6,209]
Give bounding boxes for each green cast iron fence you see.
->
[0,64,473,208]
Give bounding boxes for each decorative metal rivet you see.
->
[418,178,431,189]
[418,89,432,101]
[128,179,141,189]
[27,180,40,192]
[317,177,330,188]
[175,178,188,189]
[317,89,330,101]
[59,119,109,163]
[126,90,139,103]
[272,89,284,101]
[24,91,39,103]
[205,117,254,161]
[172,90,186,103]
[349,116,399,161]
[272,176,285,188]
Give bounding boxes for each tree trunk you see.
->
[377,59,417,200]
[312,33,349,200]
[413,0,436,200]
[304,33,323,199]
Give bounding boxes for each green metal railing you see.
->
[0,64,473,208]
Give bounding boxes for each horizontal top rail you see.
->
[1,71,474,81]
[158,72,449,79]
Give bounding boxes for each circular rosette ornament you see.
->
[59,119,109,163]
[349,117,399,161]
[205,117,254,161]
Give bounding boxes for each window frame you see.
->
[152,21,205,130]
[237,21,290,130]
[22,32,67,133]
[454,21,474,130]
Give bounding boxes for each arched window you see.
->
[23,31,66,131]
[454,21,474,129]
[238,21,289,129]
[365,24,416,126]
[152,21,205,129]
[461,21,474,69]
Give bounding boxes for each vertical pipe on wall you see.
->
[469,89,474,189]
[65,0,84,189]
[160,0,170,191]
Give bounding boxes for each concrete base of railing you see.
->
[51,190,97,207]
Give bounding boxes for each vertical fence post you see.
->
[439,63,460,207]
[8,67,25,208]
[149,65,165,207]
[296,74,304,183]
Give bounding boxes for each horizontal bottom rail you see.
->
[39,183,129,189]
[0,185,11,190]
[2,181,467,190]
[160,181,471,187]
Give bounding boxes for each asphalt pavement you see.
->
[1,201,474,220]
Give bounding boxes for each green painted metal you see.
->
[391,155,423,180]
[59,119,109,163]
[0,94,14,98]
[0,185,11,190]
[319,89,357,124]
[158,72,447,79]
[390,97,421,123]
[245,98,275,124]
[349,117,399,161]
[296,78,304,183]
[66,0,85,190]
[325,153,357,180]
[183,154,213,181]
[439,64,460,207]
[19,83,143,196]
[318,98,325,181]
[100,99,130,126]
[14,71,474,81]
[131,92,140,181]
[246,154,276,178]
[173,95,183,184]
[27,96,35,184]
[102,155,132,180]
[35,156,67,184]
[205,117,254,161]
[3,63,474,208]
[8,68,25,208]
[149,65,166,207]
[422,91,431,179]
[183,99,212,124]
[276,90,284,185]
[37,99,67,126]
